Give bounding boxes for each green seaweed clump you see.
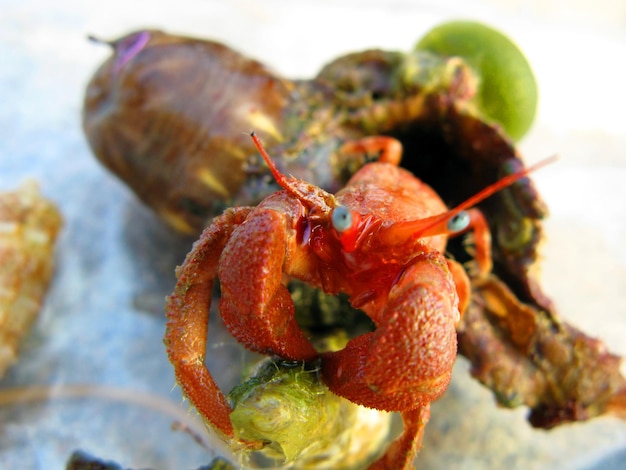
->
[228,359,392,469]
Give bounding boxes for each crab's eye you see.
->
[331,205,353,233]
[447,211,470,233]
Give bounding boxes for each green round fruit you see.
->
[416,20,538,141]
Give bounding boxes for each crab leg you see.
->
[369,406,431,470]
[164,207,252,440]
[337,136,403,166]
[454,208,493,276]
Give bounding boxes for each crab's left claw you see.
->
[321,252,459,411]
[319,253,462,469]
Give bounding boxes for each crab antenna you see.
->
[251,132,287,184]
[251,131,311,200]
[445,154,557,216]
[380,154,558,244]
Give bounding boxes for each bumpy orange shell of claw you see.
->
[0,182,63,376]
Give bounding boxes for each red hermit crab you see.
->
[164,133,552,469]
[84,23,626,468]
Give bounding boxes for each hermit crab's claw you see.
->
[217,205,319,361]
[165,205,317,446]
